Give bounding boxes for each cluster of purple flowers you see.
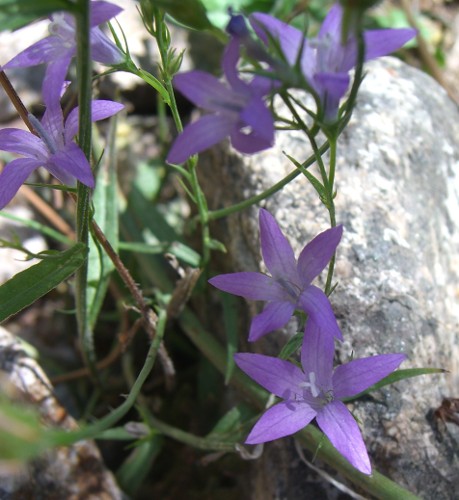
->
[210,209,406,474]
[167,4,415,164]
[0,0,124,209]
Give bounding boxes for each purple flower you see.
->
[0,82,123,209]
[235,320,406,474]
[209,209,343,342]
[250,5,416,120]
[166,36,274,164]
[3,1,124,103]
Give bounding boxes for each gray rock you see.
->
[201,57,459,498]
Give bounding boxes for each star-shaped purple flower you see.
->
[235,320,406,474]
[166,35,274,164]
[209,209,343,342]
[0,82,123,209]
[2,1,124,103]
[250,5,416,121]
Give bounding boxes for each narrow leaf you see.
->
[342,367,446,402]
[0,243,87,322]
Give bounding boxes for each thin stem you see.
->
[56,309,167,443]
[75,0,96,374]
[153,8,211,266]
[207,140,330,221]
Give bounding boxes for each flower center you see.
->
[28,114,57,154]
[299,371,334,406]
[277,278,301,300]
[48,14,75,47]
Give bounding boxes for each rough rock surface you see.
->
[201,57,459,499]
[0,326,124,499]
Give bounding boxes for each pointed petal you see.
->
[234,353,305,399]
[297,225,343,286]
[64,100,124,142]
[298,285,343,340]
[316,401,371,475]
[47,142,94,188]
[42,55,73,111]
[166,114,234,164]
[240,97,272,139]
[364,29,416,62]
[301,319,334,389]
[209,272,286,301]
[222,37,247,94]
[90,1,123,26]
[250,13,304,67]
[0,158,41,209]
[3,37,64,69]
[173,71,238,112]
[0,129,48,160]
[259,209,298,283]
[333,354,406,400]
[90,27,124,64]
[318,4,343,40]
[245,401,316,444]
[249,300,295,342]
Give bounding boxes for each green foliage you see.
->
[0,243,87,322]
[0,0,76,31]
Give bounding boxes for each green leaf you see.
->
[222,293,238,384]
[87,119,119,329]
[279,331,304,360]
[118,240,200,267]
[0,396,55,460]
[343,367,446,402]
[0,243,87,322]
[207,238,226,253]
[0,0,76,31]
[206,403,256,441]
[116,436,163,495]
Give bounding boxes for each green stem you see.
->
[207,140,330,221]
[56,309,167,444]
[75,0,96,375]
[153,8,210,265]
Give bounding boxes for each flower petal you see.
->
[259,209,298,283]
[240,97,273,139]
[250,13,304,67]
[167,114,234,164]
[316,400,371,475]
[318,4,342,40]
[3,37,64,69]
[0,158,41,209]
[90,0,123,26]
[0,129,48,160]
[333,353,406,400]
[47,142,94,188]
[42,55,73,111]
[222,37,247,94]
[173,71,239,113]
[234,352,305,399]
[209,272,286,301]
[245,401,316,444]
[301,319,334,390]
[64,100,124,143]
[249,300,295,341]
[90,27,124,64]
[297,225,343,286]
[298,285,343,340]
[363,29,416,63]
